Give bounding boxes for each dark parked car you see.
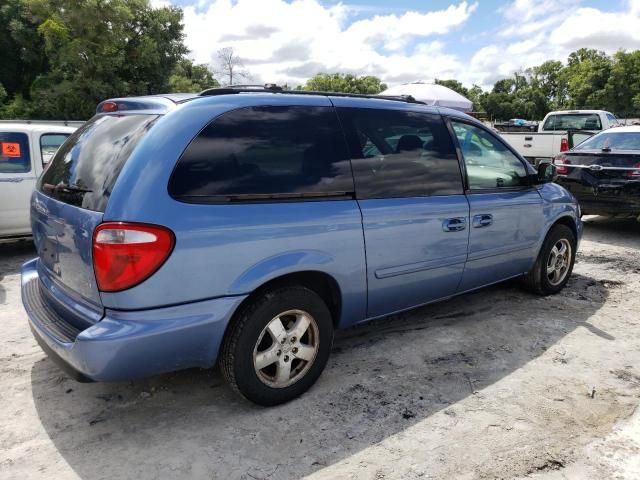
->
[555,126,640,219]
[22,86,581,406]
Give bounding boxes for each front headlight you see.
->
[576,202,582,218]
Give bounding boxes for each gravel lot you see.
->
[1,216,639,480]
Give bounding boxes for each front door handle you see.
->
[442,217,466,232]
[473,214,493,228]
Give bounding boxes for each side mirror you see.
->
[537,162,557,183]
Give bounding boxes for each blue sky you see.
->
[153,0,640,87]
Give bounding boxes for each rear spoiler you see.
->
[96,93,198,115]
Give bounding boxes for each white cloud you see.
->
[549,1,640,51]
[179,0,477,86]
[169,0,640,90]
[466,0,640,88]
[500,0,578,24]
[466,43,566,87]
[498,0,578,37]
[342,2,478,52]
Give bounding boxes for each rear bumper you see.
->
[578,199,640,216]
[558,178,640,215]
[21,258,246,382]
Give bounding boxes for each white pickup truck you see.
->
[0,121,80,239]
[499,110,620,164]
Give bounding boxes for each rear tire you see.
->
[220,286,333,406]
[522,224,576,296]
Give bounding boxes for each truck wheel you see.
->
[219,286,333,406]
[522,224,576,296]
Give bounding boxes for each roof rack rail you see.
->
[197,84,424,105]
[199,84,283,96]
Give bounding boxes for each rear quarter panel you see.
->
[102,95,367,328]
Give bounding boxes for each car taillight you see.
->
[554,155,571,175]
[560,137,569,152]
[627,162,640,179]
[93,222,175,292]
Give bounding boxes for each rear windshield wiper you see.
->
[42,182,93,193]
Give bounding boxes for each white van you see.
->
[0,122,79,238]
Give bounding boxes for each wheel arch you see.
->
[528,213,578,273]
[222,270,343,349]
[550,214,578,241]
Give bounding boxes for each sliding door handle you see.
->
[442,217,466,232]
[473,214,493,228]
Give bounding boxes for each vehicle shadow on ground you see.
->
[582,216,640,250]
[30,270,614,480]
[0,239,35,305]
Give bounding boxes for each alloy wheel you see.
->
[252,309,320,388]
[546,238,572,286]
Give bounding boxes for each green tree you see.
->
[478,78,516,120]
[480,92,514,120]
[168,59,219,92]
[465,85,484,112]
[0,0,48,101]
[561,48,612,109]
[492,78,516,95]
[302,73,387,94]
[604,50,640,116]
[527,60,567,109]
[1,0,189,120]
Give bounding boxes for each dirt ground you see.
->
[1,216,639,480]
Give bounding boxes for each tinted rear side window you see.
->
[169,106,354,201]
[0,132,31,173]
[39,114,159,212]
[337,108,463,198]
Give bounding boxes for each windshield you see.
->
[575,131,640,151]
[542,114,602,131]
[38,114,159,212]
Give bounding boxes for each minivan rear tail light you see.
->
[554,155,571,175]
[627,162,640,178]
[560,137,569,152]
[93,222,175,292]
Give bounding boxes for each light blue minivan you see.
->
[21,86,582,405]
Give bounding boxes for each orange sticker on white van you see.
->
[1,142,21,157]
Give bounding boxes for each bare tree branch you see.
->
[215,47,251,85]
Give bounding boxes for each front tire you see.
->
[523,224,576,296]
[220,286,333,406]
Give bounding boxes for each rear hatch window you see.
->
[38,114,159,212]
[542,114,602,131]
[575,132,640,151]
[0,132,31,173]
